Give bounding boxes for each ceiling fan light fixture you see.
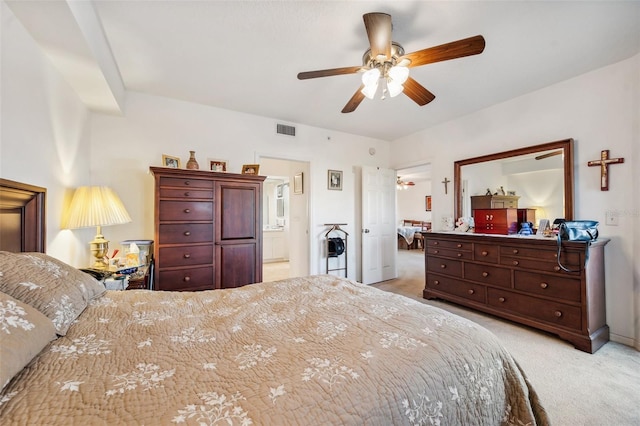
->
[361,68,380,99]
[361,81,378,99]
[387,79,404,97]
[388,65,409,84]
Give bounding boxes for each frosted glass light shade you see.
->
[388,66,409,84]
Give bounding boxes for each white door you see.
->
[361,166,397,284]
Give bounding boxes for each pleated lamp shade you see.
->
[66,186,131,269]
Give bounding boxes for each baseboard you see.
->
[609,332,636,348]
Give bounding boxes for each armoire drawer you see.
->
[157,266,214,291]
[426,274,486,304]
[487,288,581,331]
[159,188,213,199]
[158,244,214,268]
[158,223,214,244]
[160,177,213,189]
[426,256,463,278]
[159,201,213,221]
[514,271,581,302]
[464,263,511,288]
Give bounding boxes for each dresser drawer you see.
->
[487,288,582,331]
[426,274,486,303]
[426,239,472,251]
[158,244,214,268]
[501,256,580,275]
[426,247,472,260]
[159,201,213,221]
[501,245,581,264]
[514,271,581,302]
[159,188,213,199]
[160,177,213,189]
[474,244,499,263]
[157,266,214,291]
[426,256,463,278]
[464,263,511,288]
[158,224,213,244]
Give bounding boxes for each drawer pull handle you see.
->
[184,180,191,186]
[554,266,561,271]
[184,231,191,236]
[468,289,475,295]
[440,264,446,269]
[481,251,488,256]
[433,242,439,246]
[457,244,462,248]
[457,253,462,258]
[554,311,562,318]
[482,272,489,277]
[433,250,439,254]
[512,249,519,254]
[184,208,191,213]
[498,297,505,303]
[434,280,440,285]
[184,192,190,196]
[183,276,191,282]
[540,283,548,289]
[512,260,519,266]
[554,254,558,258]
[183,253,191,259]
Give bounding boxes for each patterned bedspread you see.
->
[0,275,548,425]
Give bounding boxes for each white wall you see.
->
[391,54,639,348]
[396,181,433,224]
[0,2,92,266]
[88,91,391,281]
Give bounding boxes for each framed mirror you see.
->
[454,139,574,224]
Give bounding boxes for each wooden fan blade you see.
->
[363,12,392,60]
[342,85,366,113]
[297,66,363,80]
[400,35,485,68]
[403,77,436,106]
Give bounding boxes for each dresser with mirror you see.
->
[425,139,609,353]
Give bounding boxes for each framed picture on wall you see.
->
[425,195,432,211]
[328,170,342,190]
[294,172,303,194]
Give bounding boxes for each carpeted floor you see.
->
[373,249,640,426]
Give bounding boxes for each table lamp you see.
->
[65,186,132,269]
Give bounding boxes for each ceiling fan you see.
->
[297,12,485,113]
[397,176,415,189]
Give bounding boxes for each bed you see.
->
[0,180,549,425]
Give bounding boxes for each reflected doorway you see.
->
[259,157,310,282]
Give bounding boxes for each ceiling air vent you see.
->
[276,123,296,137]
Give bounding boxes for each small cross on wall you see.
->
[442,177,450,194]
[587,150,624,191]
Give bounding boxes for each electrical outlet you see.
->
[605,210,619,226]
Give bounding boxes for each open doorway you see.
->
[395,163,431,275]
[259,157,310,282]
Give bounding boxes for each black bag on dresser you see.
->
[556,220,599,272]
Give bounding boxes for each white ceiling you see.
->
[7,1,640,142]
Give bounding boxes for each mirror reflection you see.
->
[454,139,574,232]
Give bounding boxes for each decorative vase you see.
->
[186,151,199,170]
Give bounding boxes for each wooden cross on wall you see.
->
[587,150,624,191]
[442,177,450,194]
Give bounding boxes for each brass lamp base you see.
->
[89,234,109,270]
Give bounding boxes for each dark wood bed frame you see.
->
[0,178,46,253]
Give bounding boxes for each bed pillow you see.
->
[0,291,57,390]
[0,251,106,335]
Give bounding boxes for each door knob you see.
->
[363,229,370,233]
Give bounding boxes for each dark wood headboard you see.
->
[0,178,46,253]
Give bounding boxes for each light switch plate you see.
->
[605,210,619,226]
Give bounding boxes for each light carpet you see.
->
[373,249,640,426]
